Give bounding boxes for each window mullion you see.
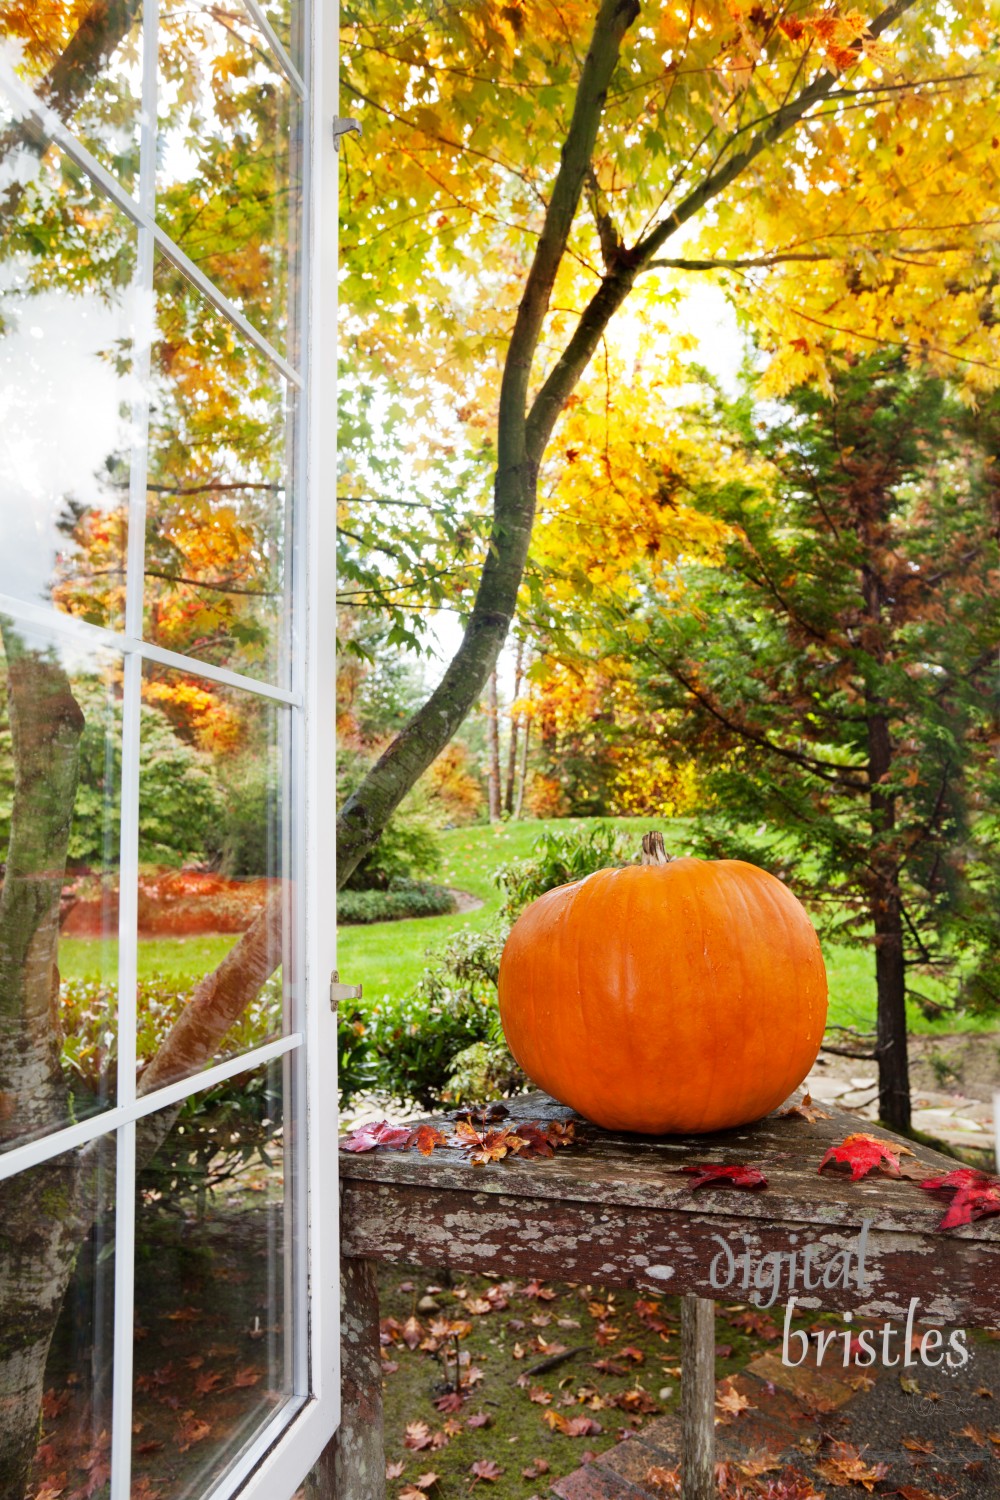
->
[109,1121,138,1500]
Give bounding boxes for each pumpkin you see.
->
[497,832,827,1135]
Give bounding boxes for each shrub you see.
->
[337,879,456,925]
[339,823,639,1109]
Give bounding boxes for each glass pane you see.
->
[0,2,144,192]
[257,0,305,75]
[144,254,293,687]
[0,620,120,1152]
[133,1061,292,1495]
[0,1138,116,1498]
[133,664,286,1092]
[157,0,303,363]
[0,136,136,625]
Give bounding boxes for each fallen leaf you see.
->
[513,1123,555,1158]
[780,1092,831,1123]
[645,1466,681,1494]
[546,1120,577,1147]
[404,1420,434,1451]
[232,1367,261,1389]
[470,1458,503,1482]
[433,1391,465,1413]
[522,1457,550,1479]
[528,1386,552,1405]
[410,1124,449,1157]
[454,1121,527,1165]
[521,1279,557,1300]
[401,1316,425,1350]
[680,1163,768,1191]
[715,1382,752,1419]
[466,1411,490,1428]
[386,1460,405,1480]
[818,1133,913,1181]
[340,1119,412,1152]
[543,1411,602,1435]
[176,1413,211,1451]
[593,1357,628,1376]
[901,1436,935,1453]
[815,1442,890,1490]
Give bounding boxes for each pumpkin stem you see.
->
[641,831,672,866]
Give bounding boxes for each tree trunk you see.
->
[504,640,524,815]
[486,671,502,822]
[864,620,911,1131]
[0,620,87,1492]
[514,712,530,820]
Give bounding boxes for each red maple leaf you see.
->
[512,1123,555,1158]
[818,1132,913,1181]
[921,1167,990,1194]
[340,1119,413,1152]
[939,1184,1000,1231]
[680,1164,768,1191]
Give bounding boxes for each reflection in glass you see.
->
[133,663,285,1092]
[0,620,120,1152]
[133,1063,292,1496]
[0,136,136,623]
[0,1,144,192]
[157,0,303,361]
[144,254,293,686]
[0,1139,115,1498]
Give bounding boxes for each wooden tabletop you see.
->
[339,1090,1000,1327]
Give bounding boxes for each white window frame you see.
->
[0,0,341,1492]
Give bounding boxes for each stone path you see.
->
[552,1338,1000,1498]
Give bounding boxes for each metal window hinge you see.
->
[333,117,361,150]
[330,970,363,1012]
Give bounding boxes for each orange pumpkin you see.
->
[497,834,827,1134]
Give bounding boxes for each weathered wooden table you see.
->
[313,1090,1000,1500]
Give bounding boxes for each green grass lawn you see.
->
[60,816,993,1037]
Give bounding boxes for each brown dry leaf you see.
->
[442,1418,464,1437]
[547,1120,577,1147]
[232,1367,261,1389]
[522,1457,550,1479]
[815,1442,890,1491]
[780,1092,832,1123]
[511,1341,526,1360]
[715,1382,753,1419]
[736,1452,781,1478]
[902,1436,935,1453]
[521,1279,557,1300]
[403,1420,434,1451]
[177,1413,212,1451]
[961,1424,986,1446]
[454,1121,526,1166]
[466,1297,493,1316]
[895,1488,954,1500]
[528,1385,552,1405]
[470,1458,503,1483]
[193,1370,223,1396]
[645,1466,682,1494]
[386,1459,405,1480]
[33,1485,66,1500]
[401,1316,425,1350]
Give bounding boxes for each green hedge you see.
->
[337,878,456,925]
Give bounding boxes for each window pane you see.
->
[0,2,144,193]
[144,255,294,687]
[0,132,136,625]
[0,620,120,1152]
[133,1061,293,1495]
[157,0,303,363]
[0,1139,116,1498]
[133,665,287,1093]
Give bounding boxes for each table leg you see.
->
[307,1257,385,1500]
[681,1293,715,1500]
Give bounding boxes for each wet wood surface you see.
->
[339,1090,1000,1326]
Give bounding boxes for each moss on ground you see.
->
[379,1265,826,1499]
